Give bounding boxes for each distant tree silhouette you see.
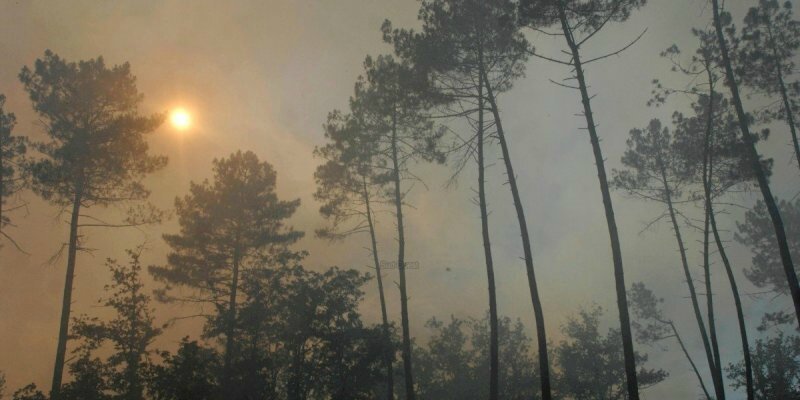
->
[0,94,27,251]
[148,338,220,400]
[727,332,800,400]
[553,305,666,400]
[737,0,800,172]
[348,54,447,400]
[707,0,800,329]
[737,198,800,297]
[384,1,551,397]
[519,1,647,398]
[629,282,711,399]
[19,50,167,399]
[149,150,302,396]
[313,109,395,399]
[415,314,539,400]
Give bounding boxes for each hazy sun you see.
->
[170,109,191,130]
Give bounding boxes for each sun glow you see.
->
[170,108,191,130]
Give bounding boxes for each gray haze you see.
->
[0,1,797,399]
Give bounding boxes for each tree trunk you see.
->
[50,188,83,399]
[391,107,415,400]
[223,245,242,393]
[476,71,499,400]
[364,178,395,400]
[710,0,800,328]
[555,4,640,398]
[482,70,552,400]
[701,77,754,399]
[702,197,725,399]
[659,166,720,398]
[669,321,712,400]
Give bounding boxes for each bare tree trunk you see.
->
[710,0,800,328]
[702,197,725,399]
[50,188,83,399]
[701,77,754,399]
[555,4,639,398]
[476,71,499,400]
[390,108,415,400]
[223,245,242,393]
[666,321,712,400]
[659,166,720,398]
[364,178,395,400]
[482,70,552,400]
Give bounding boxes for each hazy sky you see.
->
[0,1,797,398]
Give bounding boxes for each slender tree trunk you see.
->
[482,70,552,400]
[710,0,800,328]
[128,270,142,400]
[702,196,725,399]
[50,187,83,399]
[766,24,800,173]
[701,78,755,399]
[659,166,720,398]
[476,71,499,400]
[555,4,639,398]
[390,108,415,400]
[668,321,712,400]
[364,178,395,400]
[223,245,242,392]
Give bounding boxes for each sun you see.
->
[170,108,191,130]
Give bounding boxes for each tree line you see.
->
[1,0,800,399]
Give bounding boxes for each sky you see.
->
[0,1,798,398]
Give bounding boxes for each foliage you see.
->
[727,332,800,399]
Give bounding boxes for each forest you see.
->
[0,0,799,399]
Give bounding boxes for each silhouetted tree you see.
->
[414,314,539,400]
[737,198,800,296]
[349,54,446,400]
[148,338,220,400]
[553,305,666,400]
[707,0,800,329]
[384,2,551,397]
[19,50,167,399]
[313,109,395,399]
[738,0,800,172]
[612,118,722,398]
[0,94,27,251]
[63,248,161,400]
[727,332,800,400]
[518,1,647,397]
[149,150,302,396]
[629,282,711,399]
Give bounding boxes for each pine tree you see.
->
[149,150,303,396]
[19,51,167,399]
[0,94,27,251]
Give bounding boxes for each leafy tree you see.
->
[11,385,47,400]
[737,198,800,296]
[347,54,447,400]
[384,1,551,397]
[518,1,648,398]
[149,150,303,394]
[0,94,27,251]
[147,338,220,400]
[738,0,800,172]
[707,0,800,330]
[727,333,800,399]
[629,283,711,399]
[553,305,667,400]
[313,109,395,399]
[414,314,539,400]
[63,249,161,400]
[19,50,167,399]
